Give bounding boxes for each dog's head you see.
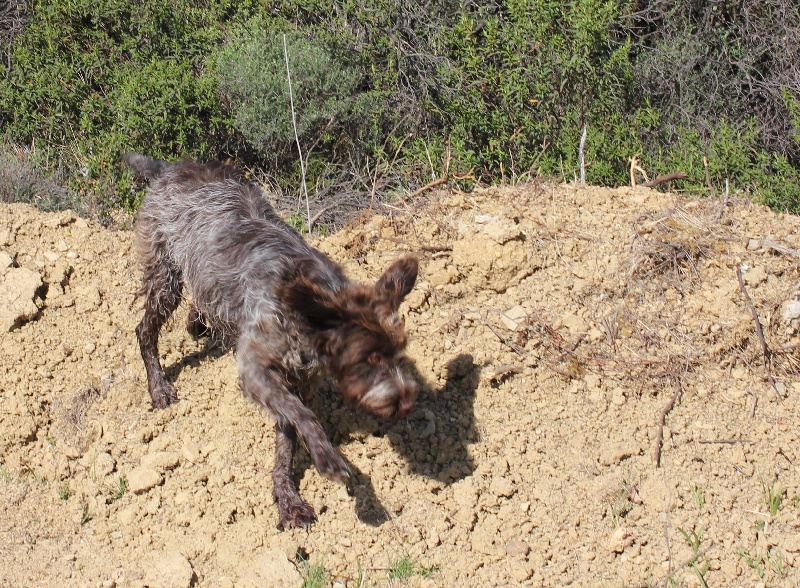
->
[285,257,419,421]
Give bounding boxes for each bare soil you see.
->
[1,184,799,588]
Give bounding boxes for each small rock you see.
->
[784,533,800,553]
[490,476,515,498]
[93,452,116,478]
[501,305,528,331]
[44,210,76,228]
[0,267,42,331]
[561,312,587,333]
[0,251,12,273]
[75,284,101,314]
[599,442,639,466]
[141,451,181,471]
[127,467,163,494]
[742,265,767,287]
[144,551,193,588]
[181,441,202,463]
[240,548,303,587]
[117,509,136,526]
[419,420,436,439]
[505,539,530,556]
[746,238,762,251]
[607,527,633,553]
[784,301,800,322]
[43,250,60,263]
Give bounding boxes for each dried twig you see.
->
[654,377,683,467]
[735,266,782,401]
[629,154,650,186]
[703,156,716,199]
[697,439,753,444]
[405,175,449,199]
[746,388,758,418]
[579,125,587,186]
[283,34,310,232]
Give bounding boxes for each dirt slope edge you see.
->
[1,183,799,588]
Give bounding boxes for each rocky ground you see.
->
[1,183,799,588]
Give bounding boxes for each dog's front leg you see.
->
[237,338,351,483]
[272,422,317,529]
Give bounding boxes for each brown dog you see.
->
[125,154,419,528]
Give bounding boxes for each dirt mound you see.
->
[1,184,799,587]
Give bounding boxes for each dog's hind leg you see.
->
[272,422,317,529]
[186,304,211,339]
[136,260,183,408]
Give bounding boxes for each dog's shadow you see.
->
[307,354,479,527]
[164,338,229,382]
[388,354,480,483]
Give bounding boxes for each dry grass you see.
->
[626,203,734,288]
[51,383,103,451]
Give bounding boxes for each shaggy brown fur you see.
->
[125,154,419,529]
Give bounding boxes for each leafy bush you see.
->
[216,25,359,155]
[1,0,799,218]
[0,0,257,217]
[0,145,81,213]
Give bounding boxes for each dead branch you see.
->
[703,156,716,199]
[735,266,783,401]
[643,172,688,187]
[406,175,449,199]
[697,438,753,444]
[654,379,682,467]
[629,153,650,187]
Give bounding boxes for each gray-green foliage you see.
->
[216,25,359,154]
[1,0,799,218]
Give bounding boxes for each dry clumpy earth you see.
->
[1,184,799,588]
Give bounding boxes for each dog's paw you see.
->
[310,446,351,483]
[149,381,179,409]
[276,497,317,530]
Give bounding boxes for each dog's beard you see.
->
[357,367,417,421]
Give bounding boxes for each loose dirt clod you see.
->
[1,186,799,587]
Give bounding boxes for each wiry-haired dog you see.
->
[124,154,419,529]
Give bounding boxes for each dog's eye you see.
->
[367,352,383,366]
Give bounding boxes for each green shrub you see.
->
[1,0,799,218]
[216,24,359,155]
[0,0,257,217]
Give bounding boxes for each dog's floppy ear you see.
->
[375,256,418,310]
[283,277,346,329]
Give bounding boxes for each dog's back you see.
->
[127,155,344,333]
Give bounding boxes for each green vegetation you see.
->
[690,485,705,510]
[678,525,709,587]
[111,474,128,502]
[59,483,72,501]
[387,551,437,582]
[297,552,327,588]
[1,0,799,221]
[762,478,785,517]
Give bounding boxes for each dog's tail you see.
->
[122,153,171,181]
